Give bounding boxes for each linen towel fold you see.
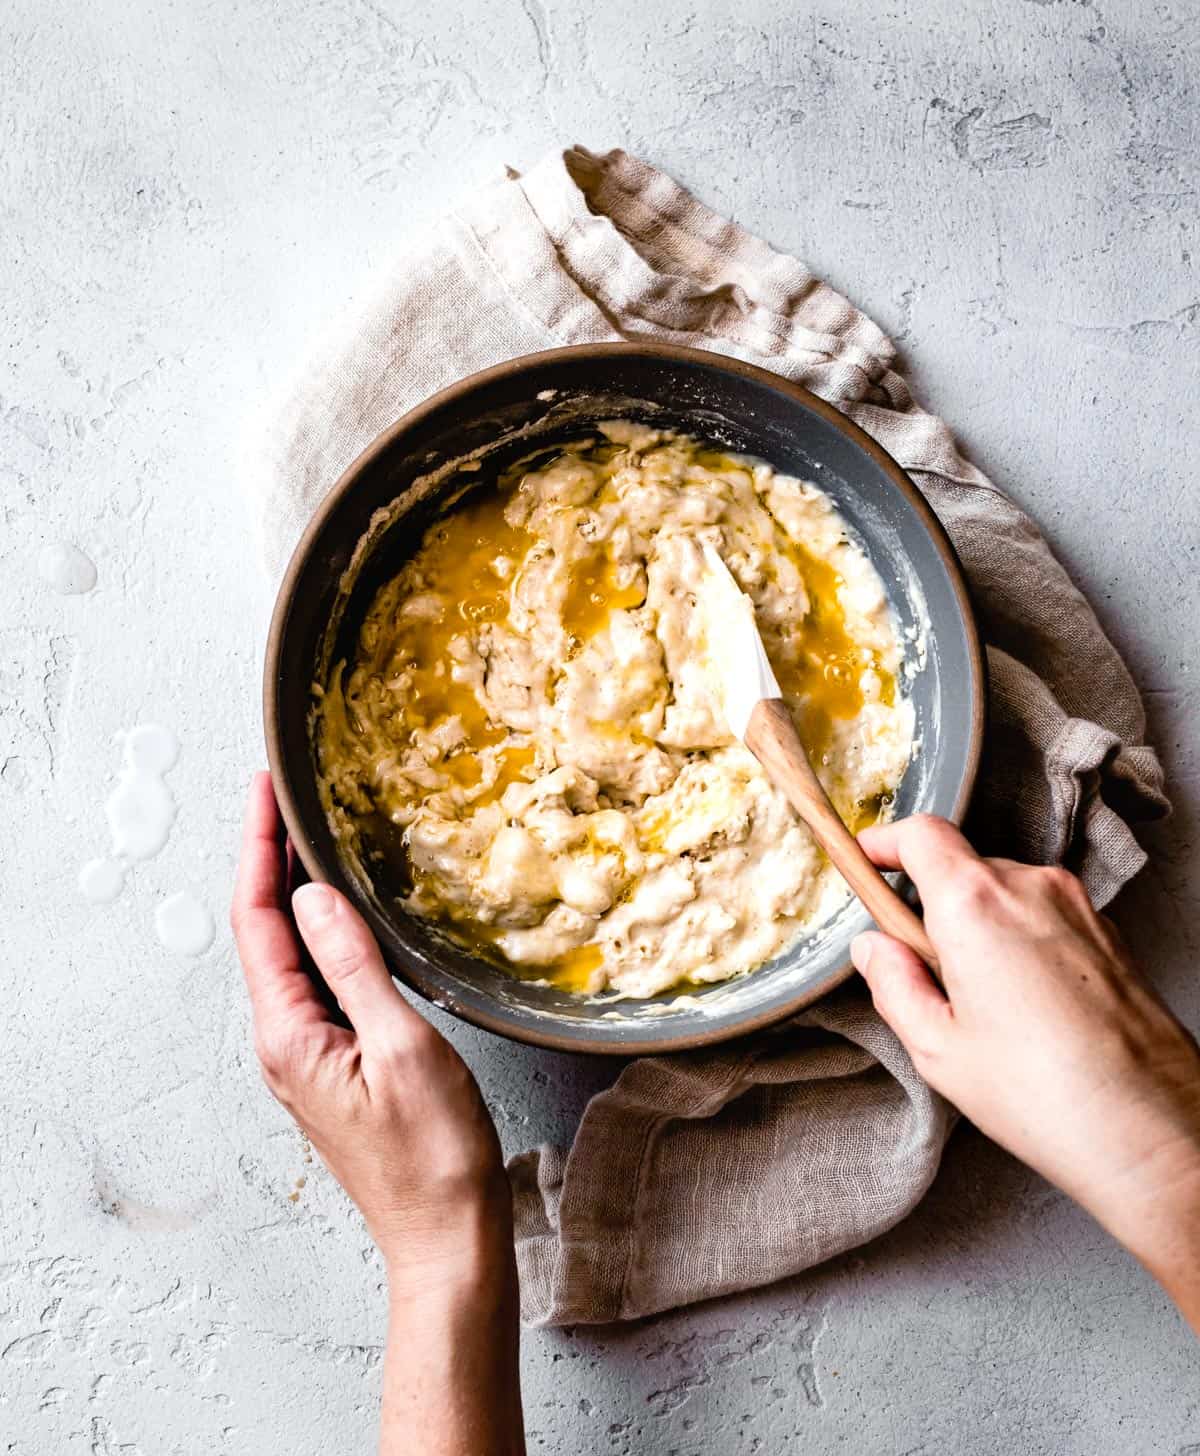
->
[251,145,1168,1326]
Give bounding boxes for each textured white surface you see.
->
[2,1,1198,1452]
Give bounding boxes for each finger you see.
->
[232,772,331,1032]
[857,815,980,891]
[292,882,426,1051]
[280,836,347,1026]
[851,931,954,1071]
[232,771,288,914]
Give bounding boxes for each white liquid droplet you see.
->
[39,542,97,594]
[79,858,125,904]
[124,723,179,776]
[104,725,179,860]
[155,892,215,957]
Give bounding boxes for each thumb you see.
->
[292,883,422,1049]
[851,931,954,1074]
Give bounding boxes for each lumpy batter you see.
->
[314,423,914,997]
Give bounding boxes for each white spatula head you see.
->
[698,542,782,742]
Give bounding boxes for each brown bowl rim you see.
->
[264,340,985,1055]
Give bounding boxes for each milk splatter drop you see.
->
[155,892,215,957]
[39,542,97,595]
[104,725,179,860]
[79,858,125,904]
[124,723,179,776]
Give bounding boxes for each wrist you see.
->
[379,1178,515,1301]
[379,1190,524,1456]
[1117,1158,1200,1261]
[1091,1138,1200,1311]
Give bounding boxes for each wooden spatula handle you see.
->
[744,699,940,977]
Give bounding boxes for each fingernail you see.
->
[293,883,336,925]
[850,933,872,971]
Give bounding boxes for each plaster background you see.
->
[2,0,1198,1450]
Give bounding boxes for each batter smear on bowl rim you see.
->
[314,422,915,997]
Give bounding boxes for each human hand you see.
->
[233,773,525,1453]
[230,772,509,1290]
[852,816,1200,1329]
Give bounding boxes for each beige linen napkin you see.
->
[251,146,1169,1326]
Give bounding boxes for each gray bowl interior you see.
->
[270,349,980,1052]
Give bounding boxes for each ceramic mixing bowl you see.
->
[265,342,985,1054]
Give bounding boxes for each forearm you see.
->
[1102,1150,1200,1337]
[381,1239,525,1456]
[1141,1222,1200,1338]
